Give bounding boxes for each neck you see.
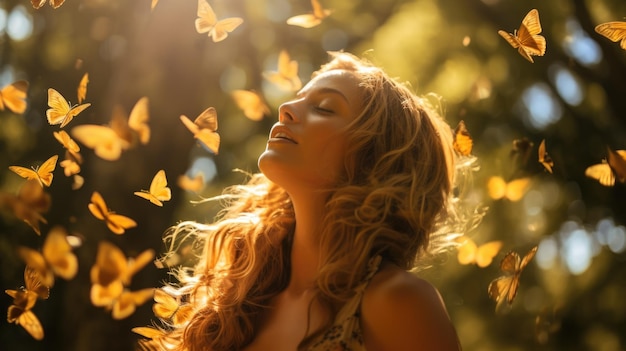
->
[285,188,329,295]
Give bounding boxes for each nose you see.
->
[278,101,299,123]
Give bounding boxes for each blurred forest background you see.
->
[0,0,625,350]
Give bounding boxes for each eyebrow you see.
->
[297,87,350,104]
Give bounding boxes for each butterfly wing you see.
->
[453,120,473,156]
[456,237,478,265]
[23,266,50,300]
[210,18,243,42]
[42,226,78,281]
[607,148,626,183]
[231,90,270,121]
[150,170,171,201]
[505,177,531,202]
[585,163,614,187]
[77,73,89,104]
[475,240,504,268]
[106,213,137,235]
[46,88,71,126]
[0,80,29,114]
[595,21,626,50]
[64,103,91,128]
[498,30,520,49]
[153,288,178,320]
[311,0,330,19]
[195,0,217,34]
[88,191,109,221]
[112,288,154,320]
[128,97,150,145]
[9,166,39,184]
[36,155,59,187]
[192,107,221,153]
[286,14,320,28]
[71,125,125,161]
[18,247,55,288]
[31,0,46,8]
[16,310,44,340]
[49,0,66,8]
[538,139,554,173]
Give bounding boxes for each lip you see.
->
[269,125,298,144]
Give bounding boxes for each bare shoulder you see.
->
[360,264,461,351]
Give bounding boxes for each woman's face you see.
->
[258,69,365,192]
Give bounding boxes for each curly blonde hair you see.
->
[147,52,468,351]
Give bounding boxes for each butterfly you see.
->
[180,107,221,154]
[153,288,193,325]
[77,73,89,104]
[9,155,58,188]
[595,21,626,50]
[487,176,531,202]
[195,0,243,42]
[90,241,155,319]
[538,139,553,173]
[0,179,50,235]
[177,173,205,193]
[263,50,302,92]
[134,169,171,207]
[585,148,626,187]
[88,191,137,234]
[488,246,537,312]
[5,266,50,340]
[286,0,332,28]
[71,97,150,161]
[46,88,91,128]
[455,237,503,268]
[230,90,270,121]
[498,9,546,63]
[452,120,473,156]
[53,130,82,162]
[18,226,78,287]
[0,80,28,114]
[60,150,82,177]
[31,0,65,9]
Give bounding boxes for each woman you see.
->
[146,52,469,351]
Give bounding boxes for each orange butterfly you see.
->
[263,50,302,92]
[195,0,243,42]
[77,73,89,104]
[134,169,171,207]
[71,97,150,161]
[153,288,193,325]
[31,0,65,9]
[177,173,205,193]
[595,21,626,50]
[452,120,473,156]
[487,176,531,202]
[180,107,221,154]
[455,237,503,268]
[46,88,91,128]
[9,155,58,188]
[60,150,82,177]
[498,9,546,63]
[53,130,82,162]
[585,148,626,187]
[488,246,537,312]
[538,139,553,173]
[88,191,137,234]
[5,266,50,340]
[286,0,332,28]
[0,80,28,114]
[90,241,155,319]
[18,226,78,287]
[0,179,50,234]
[230,90,270,121]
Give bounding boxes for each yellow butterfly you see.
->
[31,0,65,9]
[455,237,503,268]
[90,241,155,319]
[153,288,193,325]
[585,148,626,187]
[195,0,243,42]
[230,90,270,121]
[134,169,171,207]
[77,73,89,104]
[498,9,546,63]
[286,0,332,28]
[0,179,50,235]
[488,246,537,312]
[5,267,50,340]
[0,80,28,114]
[487,176,531,202]
[9,155,58,188]
[452,120,473,156]
[53,130,82,162]
[46,88,91,128]
[18,226,78,288]
[88,191,137,234]
[595,21,626,50]
[180,107,221,154]
[71,174,85,190]
[538,139,553,173]
[263,50,302,92]
[71,97,150,161]
[60,150,82,177]
[177,173,205,193]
